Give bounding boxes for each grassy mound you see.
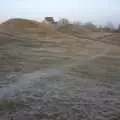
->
[57,24,92,38]
[0,18,54,37]
[0,18,109,40]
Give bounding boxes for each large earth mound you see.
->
[0,18,54,36]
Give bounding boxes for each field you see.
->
[0,19,120,120]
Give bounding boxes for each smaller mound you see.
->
[0,18,54,36]
[57,24,92,38]
[100,33,120,46]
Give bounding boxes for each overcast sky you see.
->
[0,0,120,26]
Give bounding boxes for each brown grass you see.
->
[58,24,91,35]
[0,18,55,37]
[0,18,110,40]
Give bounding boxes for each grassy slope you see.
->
[0,18,120,73]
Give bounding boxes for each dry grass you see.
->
[0,18,55,37]
[0,18,120,73]
[0,100,25,111]
[58,24,91,36]
[0,18,114,40]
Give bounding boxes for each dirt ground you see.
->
[0,30,120,120]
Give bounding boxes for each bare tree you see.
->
[83,22,96,28]
[118,24,120,30]
[105,22,114,30]
[58,18,70,26]
[72,20,82,30]
[73,21,82,26]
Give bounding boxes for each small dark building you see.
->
[44,17,55,24]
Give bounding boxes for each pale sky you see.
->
[0,0,120,26]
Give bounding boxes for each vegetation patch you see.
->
[0,100,26,111]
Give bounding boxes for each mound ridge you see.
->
[0,18,54,36]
